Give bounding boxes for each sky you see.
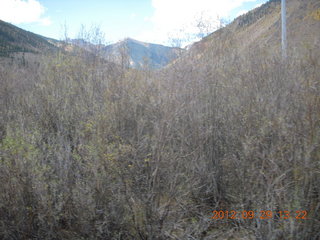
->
[0,0,268,46]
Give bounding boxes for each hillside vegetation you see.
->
[103,38,183,69]
[0,20,56,57]
[0,0,319,239]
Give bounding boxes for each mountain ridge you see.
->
[0,19,57,57]
[102,38,184,69]
[1,0,319,68]
[186,0,320,61]
[0,20,183,69]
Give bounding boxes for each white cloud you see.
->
[136,0,258,46]
[236,10,249,17]
[254,3,263,9]
[144,16,151,22]
[236,2,264,18]
[39,17,52,26]
[0,0,51,25]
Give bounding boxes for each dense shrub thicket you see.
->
[0,40,319,239]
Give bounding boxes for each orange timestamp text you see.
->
[211,210,308,220]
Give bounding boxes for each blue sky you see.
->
[0,0,268,46]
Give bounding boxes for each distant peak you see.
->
[120,38,150,47]
[124,37,135,41]
[123,38,142,43]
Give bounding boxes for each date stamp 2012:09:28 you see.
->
[211,210,308,220]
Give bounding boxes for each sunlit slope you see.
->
[0,20,57,57]
[188,0,320,60]
[103,38,184,69]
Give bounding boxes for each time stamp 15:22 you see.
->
[211,210,308,220]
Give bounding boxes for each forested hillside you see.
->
[189,0,320,59]
[0,0,319,239]
[0,20,56,57]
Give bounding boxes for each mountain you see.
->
[2,0,319,68]
[0,19,57,57]
[0,18,182,69]
[186,0,320,62]
[102,38,184,69]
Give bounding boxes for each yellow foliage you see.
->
[311,9,320,20]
